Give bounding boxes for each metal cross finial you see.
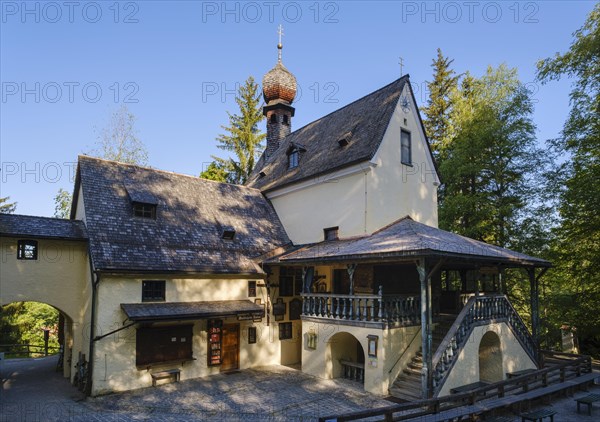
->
[399,57,404,76]
[277,24,284,62]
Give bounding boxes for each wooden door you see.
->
[221,324,239,372]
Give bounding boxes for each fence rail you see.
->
[0,343,60,357]
[318,350,593,422]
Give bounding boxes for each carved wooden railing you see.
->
[301,290,420,325]
[431,294,537,395]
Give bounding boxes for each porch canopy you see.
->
[121,300,264,322]
[265,216,550,268]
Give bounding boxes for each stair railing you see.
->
[431,294,537,395]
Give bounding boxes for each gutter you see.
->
[85,243,99,397]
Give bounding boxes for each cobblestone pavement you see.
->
[2,356,600,421]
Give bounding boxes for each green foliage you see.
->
[208,76,265,184]
[91,105,148,165]
[0,196,17,214]
[536,4,600,357]
[421,48,460,158]
[53,188,72,218]
[199,161,229,182]
[439,65,541,248]
[0,302,60,357]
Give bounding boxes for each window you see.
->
[248,281,257,297]
[248,327,257,344]
[279,267,302,296]
[222,229,236,240]
[142,280,166,302]
[282,114,289,125]
[279,322,293,340]
[324,226,339,241]
[288,150,299,169]
[136,325,193,367]
[270,114,277,124]
[401,129,412,165]
[133,202,157,219]
[17,240,38,260]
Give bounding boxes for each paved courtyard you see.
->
[2,355,600,421]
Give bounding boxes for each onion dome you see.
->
[262,43,297,104]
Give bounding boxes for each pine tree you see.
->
[204,77,265,185]
[421,48,459,158]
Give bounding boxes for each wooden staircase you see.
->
[389,318,454,401]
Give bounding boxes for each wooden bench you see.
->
[485,416,514,422]
[520,409,556,422]
[151,369,180,387]
[507,369,536,379]
[575,393,600,416]
[451,381,490,395]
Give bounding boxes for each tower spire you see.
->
[277,24,284,63]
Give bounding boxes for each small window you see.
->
[222,229,236,240]
[17,240,38,260]
[270,114,277,124]
[279,322,293,340]
[324,227,339,241]
[259,171,266,178]
[248,327,257,344]
[288,150,299,169]
[282,114,289,125]
[401,129,412,165]
[142,280,166,302]
[279,267,302,297]
[133,202,157,219]
[248,281,257,297]
[338,138,349,147]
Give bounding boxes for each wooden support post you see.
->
[459,270,467,293]
[528,268,540,365]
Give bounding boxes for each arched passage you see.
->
[328,332,365,384]
[1,301,75,379]
[479,331,503,383]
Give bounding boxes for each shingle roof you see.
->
[268,217,550,267]
[121,300,264,322]
[247,76,410,192]
[74,156,290,274]
[0,214,88,240]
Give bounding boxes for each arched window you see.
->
[282,114,289,125]
[270,114,277,124]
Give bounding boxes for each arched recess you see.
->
[0,300,75,379]
[328,332,365,385]
[479,331,503,383]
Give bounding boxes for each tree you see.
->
[421,48,460,158]
[439,65,540,248]
[53,188,71,218]
[199,161,228,182]
[0,196,17,214]
[203,77,265,184]
[91,105,148,165]
[536,4,600,356]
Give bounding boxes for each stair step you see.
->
[392,380,422,394]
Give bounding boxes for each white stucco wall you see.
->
[438,322,538,396]
[0,236,92,380]
[91,275,292,395]
[267,84,439,245]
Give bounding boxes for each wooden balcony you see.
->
[301,291,421,328]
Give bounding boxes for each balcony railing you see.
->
[301,290,420,326]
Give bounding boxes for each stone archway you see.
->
[328,332,365,384]
[479,331,503,383]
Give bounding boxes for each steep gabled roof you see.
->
[74,156,290,274]
[267,217,550,267]
[0,214,87,240]
[247,76,411,192]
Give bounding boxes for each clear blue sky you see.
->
[1,0,596,217]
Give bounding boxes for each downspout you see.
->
[85,243,99,396]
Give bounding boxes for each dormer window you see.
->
[259,171,267,178]
[324,227,339,241]
[338,138,349,147]
[288,150,299,169]
[222,229,236,240]
[133,202,157,219]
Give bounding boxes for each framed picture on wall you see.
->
[273,298,286,321]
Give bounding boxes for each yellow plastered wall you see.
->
[91,275,284,395]
[438,323,537,396]
[0,236,92,380]
[267,84,439,245]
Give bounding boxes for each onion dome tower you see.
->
[262,25,297,157]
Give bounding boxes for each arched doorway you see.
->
[0,301,74,379]
[479,331,503,383]
[328,332,365,384]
